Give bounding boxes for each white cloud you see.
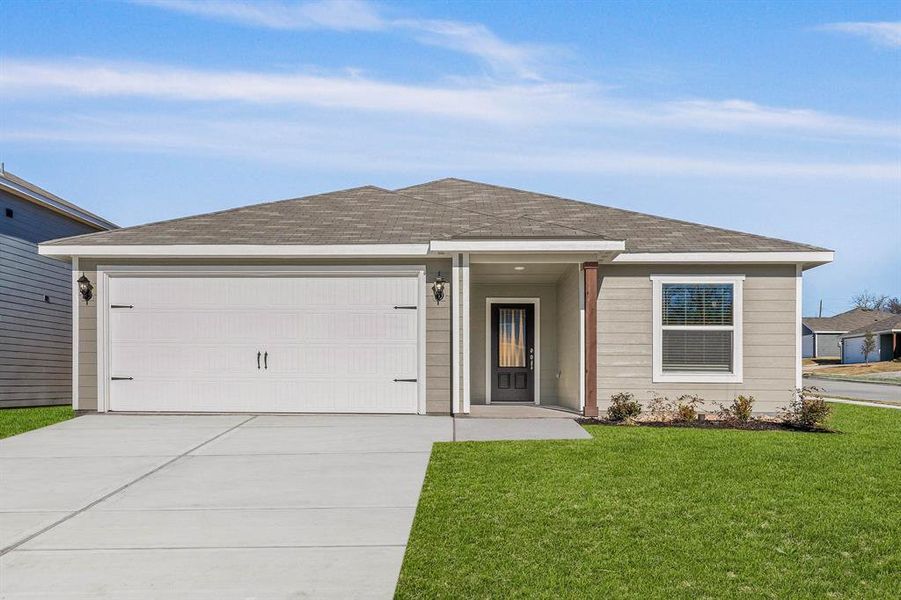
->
[819,21,901,48]
[3,112,898,181]
[2,59,897,141]
[133,0,384,31]
[134,0,547,78]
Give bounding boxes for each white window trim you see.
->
[651,275,744,384]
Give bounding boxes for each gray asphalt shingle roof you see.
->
[44,178,828,253]
[842,314,901,337]
[803,308,895,333]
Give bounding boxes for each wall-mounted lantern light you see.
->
[77,273,93,304]
[432,272,446,305]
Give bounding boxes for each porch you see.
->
[448,254,600,417]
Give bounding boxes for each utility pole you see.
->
[818,299,823,317]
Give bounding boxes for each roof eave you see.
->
[612,251,834,269]
[0,177,117,231]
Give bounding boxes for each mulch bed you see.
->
[577,418,836,433]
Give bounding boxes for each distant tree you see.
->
[886,297,901,315]
[852,291,889,311]
[861,330,877,365]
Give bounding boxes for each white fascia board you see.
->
[38,243,431,258]
[0,179,117,230]
[841,329,900,339]
[430,240,625,253]
[614,251,834,265]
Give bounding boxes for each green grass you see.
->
[397,404,901,599]
[0,405,75,439]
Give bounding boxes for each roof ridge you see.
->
[44,185,387,246]
[392,181,612,240]
[400,178,830,253]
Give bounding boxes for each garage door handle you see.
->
[257,351,261,369]
[393,305,417,310]
[110,304,134,309]
[264,351,268,369]
[111,377,133,381]
[393,378,417,382]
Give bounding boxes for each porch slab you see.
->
[466,405,579,418]
[453,417,590,441]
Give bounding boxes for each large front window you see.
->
[652,276,744,383]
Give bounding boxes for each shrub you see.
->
[717,395,755,424]
[647,393,669,421]
[780,387,831,430]
[672,395,704,422]
[607,392,642,422]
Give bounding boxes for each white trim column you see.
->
[795,264,803,390]
[451,254,461,414]
[71,257,79,411]
[461,253,471,414]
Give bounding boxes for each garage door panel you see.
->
[108,274,421,413]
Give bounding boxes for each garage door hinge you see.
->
[111,376,133,381]
[393,378,417,382]
[393,305,417,310]
[110,304,134,309]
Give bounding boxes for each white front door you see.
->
[106,274,421,413]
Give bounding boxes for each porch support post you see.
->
[451,253,461,414]
[582,262,599,417]
[461,253,471,414]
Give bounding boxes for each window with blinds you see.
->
[661,283,735,373]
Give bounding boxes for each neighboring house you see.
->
[840,314,901,364]
[1,168,117,407]
[801,308,893,359]
[39,178,834,416]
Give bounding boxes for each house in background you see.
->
[39,178,833,417]
[840,314,901,364]
[1,167,116,407]
[801,308,892,359]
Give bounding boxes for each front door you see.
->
[490,303,535,402]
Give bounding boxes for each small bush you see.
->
[717,395,755,424]
[780,387,831,430]
[607,392,642,422]
[647,393,669,421]
[672,395,704,422]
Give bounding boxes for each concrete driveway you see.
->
[0,414,453,599]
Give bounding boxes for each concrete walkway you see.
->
[0,412,589,599]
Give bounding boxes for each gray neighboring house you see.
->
[39,178,834,416]
[1,168,116,407]
[801,308,893,359]
[839,314,901,364]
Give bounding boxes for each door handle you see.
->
[257,351,261,369]
[264,351,268,370]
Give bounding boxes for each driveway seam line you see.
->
[16,543,408,551]
[0,415,257,556]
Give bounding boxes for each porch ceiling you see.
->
[471,262,572,284]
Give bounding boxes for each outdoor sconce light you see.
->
[432,272,446,305]
[77,273,94,304]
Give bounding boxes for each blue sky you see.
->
[1,0,898,315]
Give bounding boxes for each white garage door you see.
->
[106,273,422,413]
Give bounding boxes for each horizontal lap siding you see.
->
[596,264,797,413]
[0,234,73,406]
[555,265,581,411]
[76,258,452,414]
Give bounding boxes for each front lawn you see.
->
[0,405,75,439]
[397,404,900,598]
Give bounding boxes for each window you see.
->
[652,275,743,383]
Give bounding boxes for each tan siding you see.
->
[596,264,797,414]
[77,257,453,414]
[554,264,581,411]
